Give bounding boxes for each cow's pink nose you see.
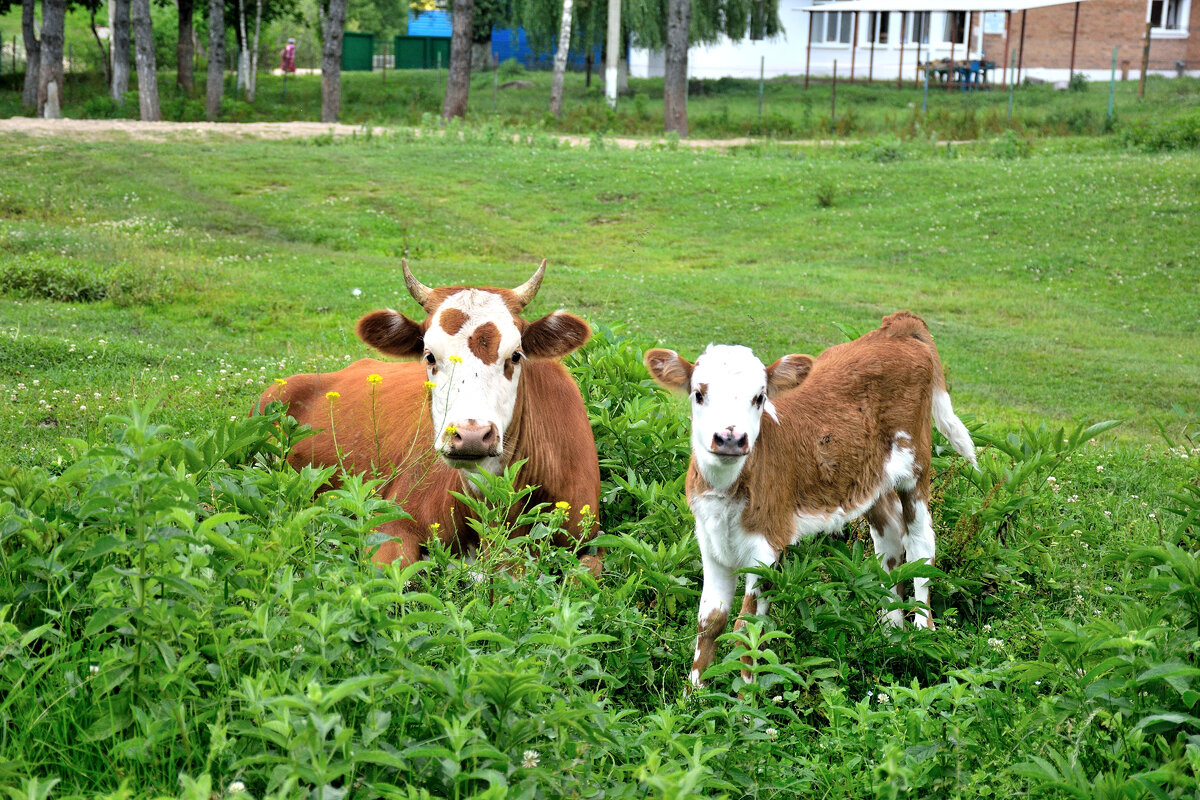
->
[447,422,499,459]
[711,428,749,456]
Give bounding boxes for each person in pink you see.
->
[280,38,297,73]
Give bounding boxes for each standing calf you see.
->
[645,312,977,688]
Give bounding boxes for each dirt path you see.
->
[0,116,842,149]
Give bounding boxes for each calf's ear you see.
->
[644,348,694,392]
[357,309,424,358]
[766,354,813,396]
[522,311,591,359]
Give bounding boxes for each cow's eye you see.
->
[511,351,523,364]
[752,393,765,408]
[423,352,437,366]
[692,390,705,405]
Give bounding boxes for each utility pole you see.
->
[605,0,620,108]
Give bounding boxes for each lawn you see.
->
[1,130,1199,798]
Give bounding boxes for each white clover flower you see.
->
[522,749,540,768]
[877,693,890,704]
[765,727,779,741]
[88,664,100,676]
[228,780,246,794]
[351,287,363,298]
[987,637,1004,651]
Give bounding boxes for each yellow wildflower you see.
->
[274,378,288,387]
[367,373,382,385]
[444,424,458,435]
[580,504,591,516]
[423,380,437,391]
[555,501,570,510]
[325,391,341,401]
[448,354,463,364]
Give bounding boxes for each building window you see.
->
[910,12,931,44]
[1149,0,1186,29]
[943,11,967,45]
[812,10,854,44]
[868,12,890,44]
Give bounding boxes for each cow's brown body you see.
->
[260,261,602,571]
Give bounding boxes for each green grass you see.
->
[1,131,1200,798]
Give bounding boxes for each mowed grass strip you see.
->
[0,133,1197,463]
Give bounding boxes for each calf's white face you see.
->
[645,344,812,489]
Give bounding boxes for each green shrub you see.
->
[0,253,176,304]
[1118,109,1200,151]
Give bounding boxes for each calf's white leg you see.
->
[867,491,908,628]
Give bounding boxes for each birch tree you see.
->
[111,0,130,103]
[247,0,263,101]
[441,0,473,119]
[547,0,573,118]
[205,0,225,119]
[20,0,39,109]
[131,0,160,119]
[177,0,196,93]
[318,0,347,121]
[37,0,65,118]
[662,0,688,136]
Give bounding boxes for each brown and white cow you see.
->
[645,312,977,688]
[260,260,602,572]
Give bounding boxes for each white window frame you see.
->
[1148,0,1191,38]
[810,4,855,45]
[910,11,932,45]
[865,11,893,46]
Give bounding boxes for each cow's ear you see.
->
[644,348,694,392]
[765,354,813,396]
[357,309,424,358]
[522,311,591,359]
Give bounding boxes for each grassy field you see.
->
[1,130,1199,797]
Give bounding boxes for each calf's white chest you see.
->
[690,492,776,570]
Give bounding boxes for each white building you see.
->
[631,7,994,80]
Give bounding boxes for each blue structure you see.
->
[407,10,452,37]
[405,12,600,71]
[491,28,600,70]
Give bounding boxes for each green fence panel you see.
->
[393,35,451,69]
[342,32,375,71]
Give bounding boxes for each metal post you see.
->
[869,13,876,82]
[915,16,922,88]
[1108,46,1117,121]
[382,40,387,85]
[758,55,764,119]
[1008,48,1015,120]
[1138,20,1151,98]
[947,14,956,92]
[831,59,837,132]
[922,58,928,112]
[494,65,499,113]
[437,50,442,95]
[897,13,905,90]
[805,11,814,90]
[1068,1,1080,79]
[851,12,858,80]
[1017,10,1027,84]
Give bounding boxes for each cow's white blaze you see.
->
[423,289,524,472]
[689,345,772,491]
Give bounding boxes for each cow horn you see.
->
[511,259,546,309]
[402,259,433,308]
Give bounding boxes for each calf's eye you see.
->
[692,390,705,404]
[752,393,765,408]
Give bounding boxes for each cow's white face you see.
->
[422,290,525,472]
[645,345,813,491]
[357,261,590,474]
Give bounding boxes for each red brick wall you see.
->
[979,0,1194,73]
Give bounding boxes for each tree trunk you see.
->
[37,0,66,118]
[90,4,111,87]
[177,0,195,93]
[205,0,224,119]
[663,0,690,136]
[247,0,262,101]
[21,0,40,109]
[111,0,130,104]
[441,0,473,119]
[235,0,248,94]
[131,0,160,119]
[548,0,574,118]
[320,0,347,122]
